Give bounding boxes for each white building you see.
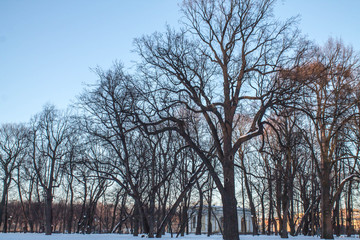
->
[188,206,253,234]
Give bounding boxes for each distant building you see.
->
[188,206,253,234]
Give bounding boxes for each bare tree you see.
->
[78,64,205,238]
[0,123,28,232]
[260,112,305,238]
[29,105,72,235]
[284,39,360,239]
[135,1,301,239]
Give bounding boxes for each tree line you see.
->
[1,0,360,240]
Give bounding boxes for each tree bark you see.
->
[179,198,188,236]
[133,204,139,236]
[207,186,213,237]
[346,181,352,237]
[2,194,8,233]
[45,188,53,235]
[0,177,10,230]
[267,176,273,235]
[222,156,239,240]
[280,197,289,238]
[320,159,333,239]
[195,182,203,235]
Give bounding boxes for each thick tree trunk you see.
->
[86,202,97,234]
[222,157,239,240]
[45,188,53,235]
[0,178,9,229]
[280,198,289,238]
[140,206,150,234]
[133,205,139,236]
[2,195,8,233]
[148,197,155,238]
[321,165,333,239]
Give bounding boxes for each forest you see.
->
[0,1,359,240]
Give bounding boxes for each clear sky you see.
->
[1,0,359,124]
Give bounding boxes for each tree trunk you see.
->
[222,157,239,240]
[2,194,8,233]
[346,181,352,237]
[280,198,289,238]
[310,162,317,236]
[67,184,74,233]
[332,162,340,237]
[179,198,188,236]
[288,183,295,236]
[148,196,155,238]
[301,192,310,235]
[0,178,9,229]
[45,188,53,235]
[195,183,203,235]
[275,166,283,237]
[207,189,212,237]
[241,171,247,234]
[133,205,139,236]
[320,163,333,239]
[142,206,150,234]
[261,195,265,235]
[148,151,156,238]
[267,176,273,235]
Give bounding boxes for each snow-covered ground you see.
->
[0,233,359,240]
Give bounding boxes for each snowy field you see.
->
[0,233,359,240]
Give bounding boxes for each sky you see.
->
[0,0,359,124]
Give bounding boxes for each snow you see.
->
[0,233,359,240]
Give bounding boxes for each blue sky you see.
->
[1,0,359,124]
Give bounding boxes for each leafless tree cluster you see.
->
[0,1,359,240]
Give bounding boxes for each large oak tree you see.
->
[135,0,302,239]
